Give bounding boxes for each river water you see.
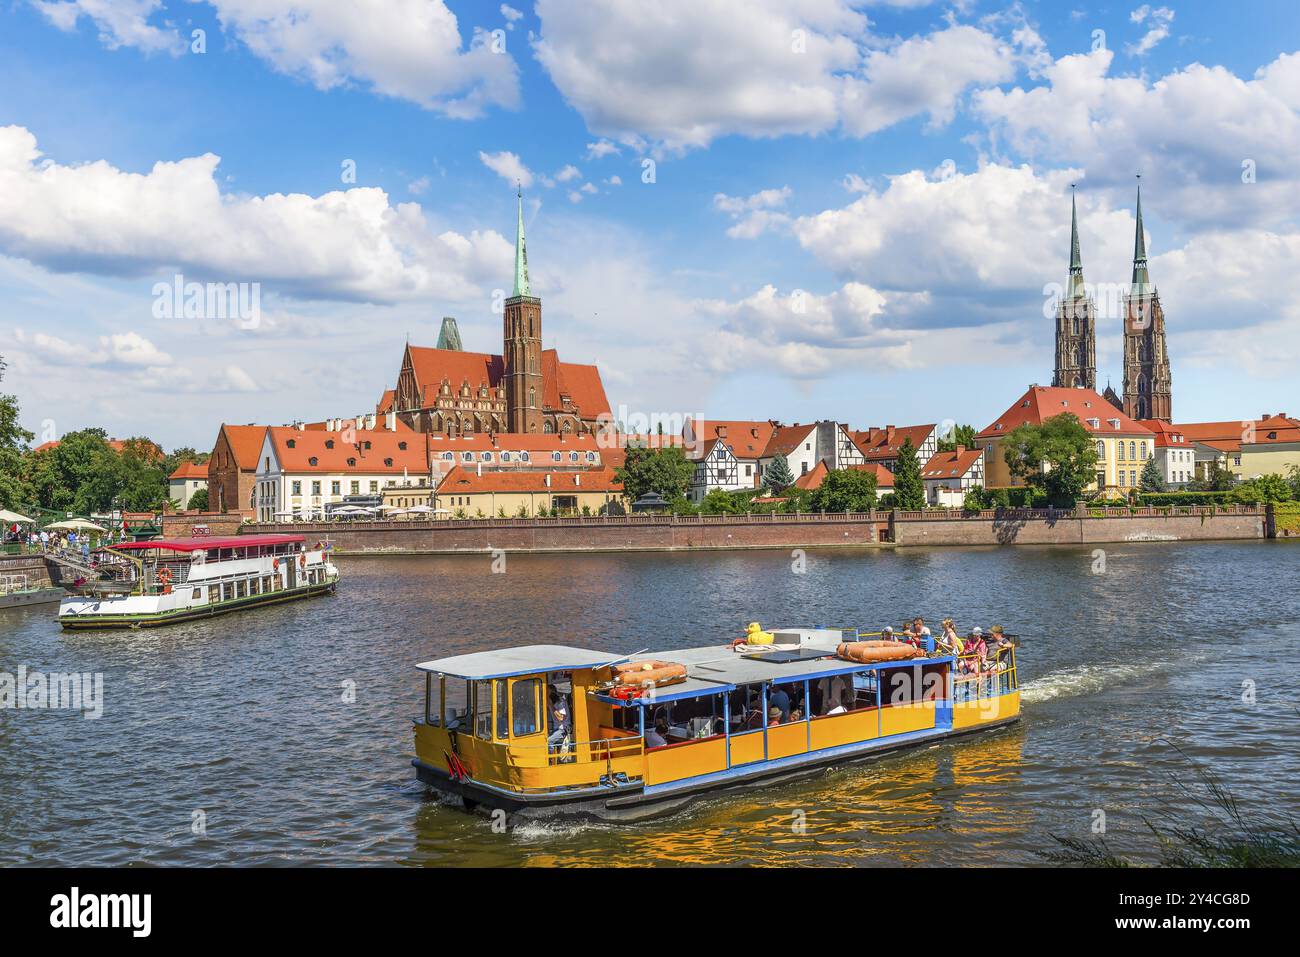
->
[2,541,1297,867]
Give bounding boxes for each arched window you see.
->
[1096,441,1105,458]
[461,451,473,462]
[543,421,554,434]
[1139,441,1148,460]
[551,452,562,462]
[1118,442,1125,462]
[1129,441,1136,460]
[520,452,530,462]
[529,387,536,408]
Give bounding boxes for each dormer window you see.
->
[1087,418,1100,428]
[347,457,356,466]
[325,439,334,449]
[520,452,530,462]
[384,458,393,466]
[286,439,296,449]
[398,441,407,450]
[501,452,512,462]
[461,452,473,462]
[1108,418,1121,429]
[363,441,372,450]
[552,452,562,462]
[480,452,491,461]
[308,456,318,466]
[442,452,453,461]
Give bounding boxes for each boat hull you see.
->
[413,713,1020,824]
[0,587,66,609]
[59,579,336,630]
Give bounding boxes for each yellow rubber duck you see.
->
[745,621,775,645]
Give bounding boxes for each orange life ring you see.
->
[836,641,921,663]
[298,554,307,569]
[612,660,688,688]
[272,558,279,570]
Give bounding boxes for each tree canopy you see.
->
[614,446,696,501]
[809,468,878,512]
[763,454,795,493]
[1001,413,1099,506]
[892,437,925,509]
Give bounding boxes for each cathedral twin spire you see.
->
[512,183,531,299]
[1054,182,1171,421]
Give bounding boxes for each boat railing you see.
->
[953,647,1017,701]
[0,573,29,595]
[505,733,646,768]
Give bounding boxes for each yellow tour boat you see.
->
[412,626,1020,822]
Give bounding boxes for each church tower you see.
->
[503,187,544,433]
[1052,191,1097,389]
[1121,184,1172,421]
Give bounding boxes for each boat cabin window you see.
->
[511,678,540,736]
[440,678,469,728]
[881,662,947,706]
[647,692,725,745]
[495,680,509,739]
[473,680,493,739]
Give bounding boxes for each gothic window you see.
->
[543,421,554,434]
[1071,318,1079,336]
[529,387,536,408]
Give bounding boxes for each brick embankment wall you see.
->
[0,553,57,587]
[161,513,250,537]
[891,505,1268,546]
[244,513,886,554]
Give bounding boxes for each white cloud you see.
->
[554,164,581,183]
[1127,6,1174,57]
[500,3,523,26]
[713,186,793,239]
[32,0,184,55]
[585,140,621,159]
[479,149,534,188]
[15,328,173,369]
[0,126,511,304]
[408,175,431,195]
[606,175,622,186]
[839,26,1017,136]
[973,48,1300,229]
[534,1,1016,150]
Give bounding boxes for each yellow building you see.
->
[1179,413,1300,482]
[434,465,626,517]
[977,386,1156,495]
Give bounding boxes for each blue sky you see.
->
[1,0,1298,450]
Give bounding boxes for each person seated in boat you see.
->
[912,617,935,653]
[939,618,964,656]
[644,719,669,749]
[768,684,792,722]
[547,690,571,752]
[881,625,897,642]
[817,674,849,715]
[963,628,988,672]
[767,707,783,727]
[988,625,1012,657]
[789,708,804,722]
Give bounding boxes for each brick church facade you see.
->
[390,191,610,436]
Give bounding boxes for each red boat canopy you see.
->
[108,534,305,553]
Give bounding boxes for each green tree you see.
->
[162,446,209,478]
[936,423,977,453]
[187,487,209,511]
[1001,413,1099,507]
[0,391,35,509]
[700,488,740,514]
[614,446,696,501]
[1139,457,1166,493]
[763,454,795,493]
[1230,474,1292,503]
[1190,462,1237,492]
[1288,464,1300,500]
[892,437,925,509]
[810,468,877,512]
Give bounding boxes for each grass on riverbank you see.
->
[1040,743,1300,868]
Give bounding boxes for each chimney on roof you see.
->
[954,445,965,454]
[574,473,580,486]
[718,426,728,438]
[386,410,397,432]
[476,461,482,477]
[544,473,551,487]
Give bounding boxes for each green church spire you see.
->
[1067,188,1085,300]
[1131,180,1151,296]
[512,183,531,298]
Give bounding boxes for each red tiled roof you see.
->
[1137,419,1193,449]
[921,447,983,481]
[794,460,895,491]
[763,423,817,459]
[686,419,777,459]
[436,465,623,494]
[405,345,610,419]
[267,428,429,474]
[1178,414,1300,448]
[376,390,396,415]
[977,387,1153,439]
[169,461,209,480]
[851,424,936,460]
[220,424,270,471]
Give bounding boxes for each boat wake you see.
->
[1020,654,1205,705]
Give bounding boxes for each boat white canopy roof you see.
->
[417,645,625,680]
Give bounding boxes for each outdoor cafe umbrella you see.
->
[0,509,35,524]
[46,519,107,533]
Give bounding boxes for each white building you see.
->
[168,460,209,509]
[921,446,985,506]
[253,427,431,522]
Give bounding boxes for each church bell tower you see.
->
[1052,190,1097,390]
[1121,183,1172,421]
[503,187,543,433]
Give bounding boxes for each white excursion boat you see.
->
[58,534,339,630]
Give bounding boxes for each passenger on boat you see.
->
[547,690,571,752]
[817,674,849,715]
[768,685,792,721]
[768,707,783,727]
[789,708,803,722]
[964,628,988,673]
[912,617,935,653]
[644,719,669,749]
[939,618,964,656]
[881,625,896,641]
